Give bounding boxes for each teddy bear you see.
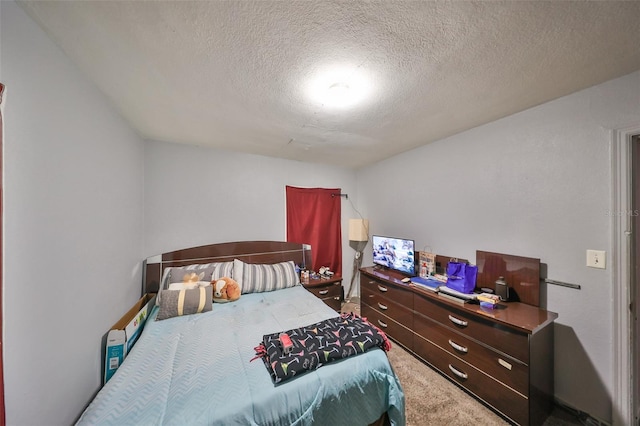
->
[212,277,241,303]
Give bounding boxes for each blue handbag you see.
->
[446,261,478,294]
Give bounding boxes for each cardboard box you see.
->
[104,293,156,384]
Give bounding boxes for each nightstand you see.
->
[303,276,343,312]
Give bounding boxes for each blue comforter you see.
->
[77,285,405,425]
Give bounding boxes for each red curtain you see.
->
[286,186,342,276]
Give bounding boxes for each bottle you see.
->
[420,262,427,278]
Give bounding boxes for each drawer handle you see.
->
[378,302,388,310]
[377,285,388,292]
[448,339,468,353]
[448,364,468,380]
[498,358,513,370]
[318,290,329,295]
[377,319,388,328]
[448,315,468,327]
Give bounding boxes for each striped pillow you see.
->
[156,287,212,321]
[234,259,299,294]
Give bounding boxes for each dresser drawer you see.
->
[362,285,413,326]
[413,334,529,425]
[321,295,341,312]
[305,281,341,299]
[362,302,414,351]
[304,279,342,312]
[414,293,529,363]
[360,276,413,308]
[414,311,528,396]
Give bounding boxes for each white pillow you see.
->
[168,281,211,291]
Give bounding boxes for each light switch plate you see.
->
[586,250,606,269]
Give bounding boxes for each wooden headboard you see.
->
[142,241,311,295]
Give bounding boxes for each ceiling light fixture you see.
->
[306,65,372,109]
[327,82,351,105]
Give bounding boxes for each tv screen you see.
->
[372,235,416,276]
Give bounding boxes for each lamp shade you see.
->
[348,219,369,242]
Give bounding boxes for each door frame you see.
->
[0,82,5,426]
[611,124,640,426]
[0,82,5,425]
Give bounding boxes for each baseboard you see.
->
[553,397,611,426]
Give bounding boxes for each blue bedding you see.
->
[77,285,405,425]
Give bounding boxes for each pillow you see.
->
[233,259,299,294]
[167,261,234,285]
[157,261,233,305]
[156,286,212,321]
[168,281,210,291]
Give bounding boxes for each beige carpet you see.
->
[387,343,509,425]
[342,299,582,425]
[386,343,583,426]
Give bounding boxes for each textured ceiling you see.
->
[19,1,640,169]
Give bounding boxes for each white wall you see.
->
[3,0,639,423]
[1,2,145,425]
[144,140,359,286]
[357,71,640,423]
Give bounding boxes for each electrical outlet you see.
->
[586,250,606,269]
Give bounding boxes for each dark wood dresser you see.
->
[360,266,558,426]
[303,276,343,312]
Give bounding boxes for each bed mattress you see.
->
[77,285,405,425]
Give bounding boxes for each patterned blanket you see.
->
[252,312,391,384]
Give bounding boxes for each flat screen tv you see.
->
[372,235,416,276]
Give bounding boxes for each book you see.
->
[477,293,500,305]
[410,281,439,293]
[410,276,441,292]
[437,292,468,305]
[438,286,477,301]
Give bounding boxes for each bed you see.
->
[77,241,405,426]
